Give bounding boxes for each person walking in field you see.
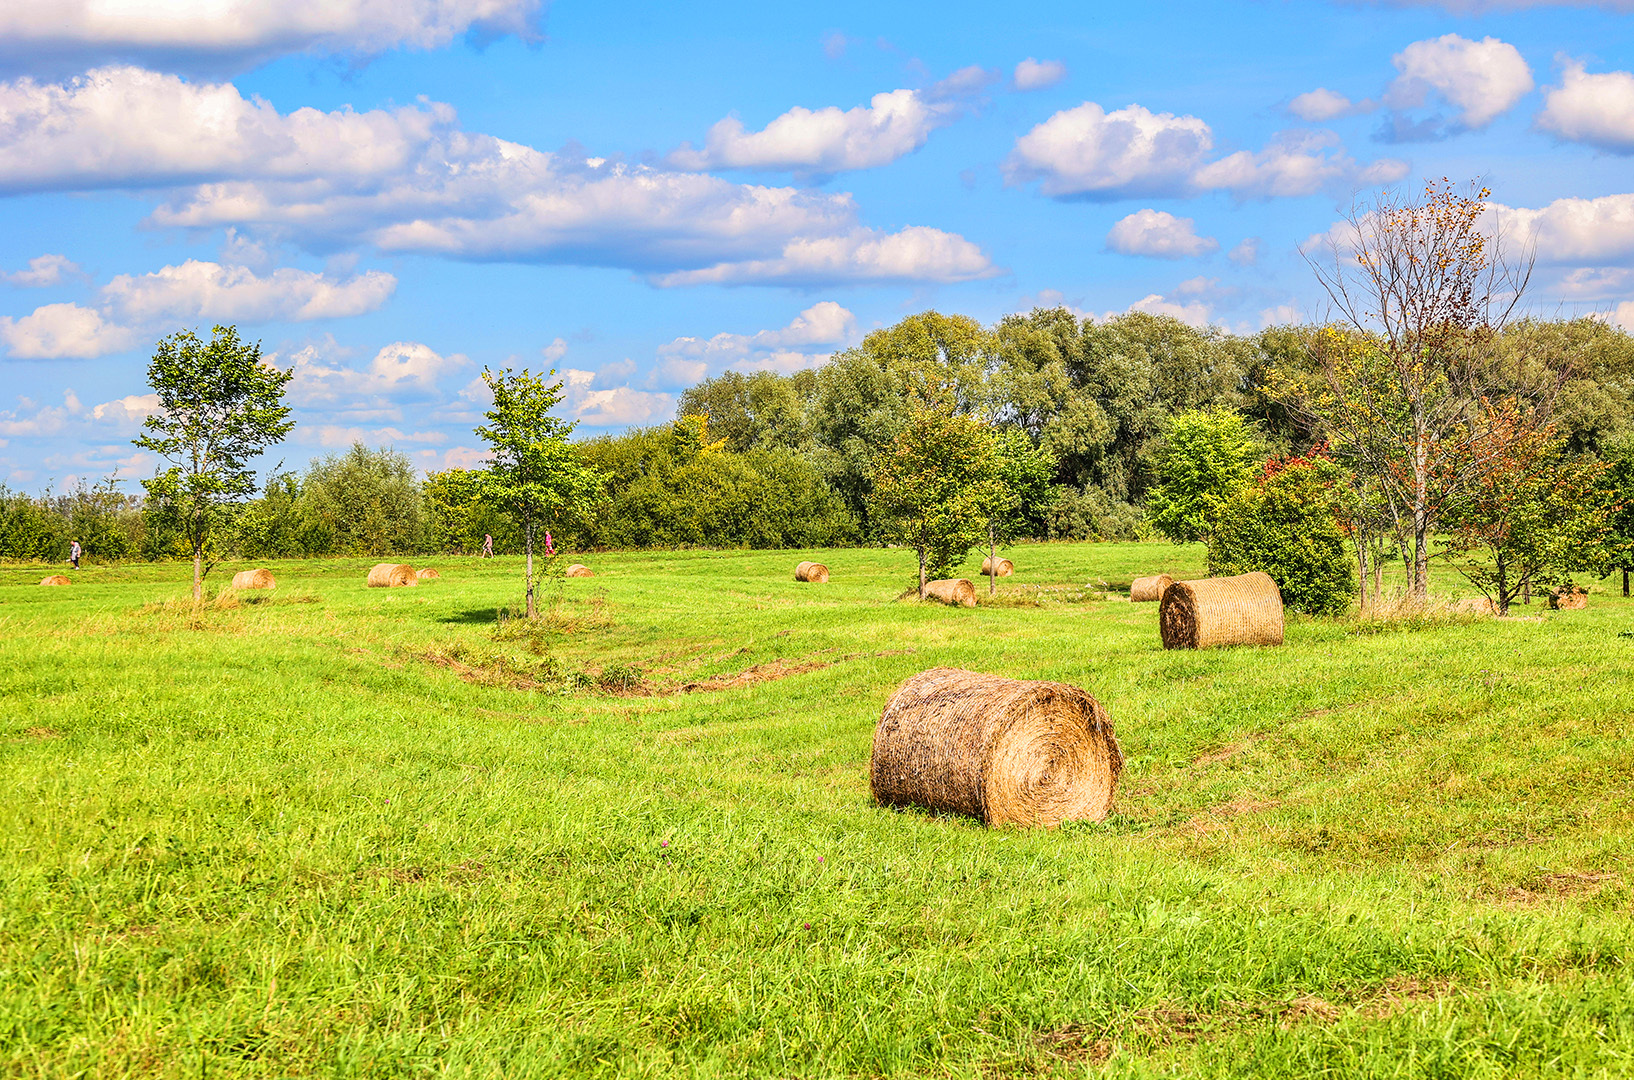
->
[69,539,82,570]
[545,531,554,557]
[481,533,493,558]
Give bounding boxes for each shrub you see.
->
[1209,452,1355,616]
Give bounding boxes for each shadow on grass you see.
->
[439,608,503,625]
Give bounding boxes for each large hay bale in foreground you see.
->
[1129,573,1174,603]
[871,668,1123,827]
[795,561,829,583]
[1159,571,1283,649]
[415,568,441,581]
[1549,586,1588,610]
[366,563,417,588]
[980,556,1014,577]
[565,564,594,578]
[40,575,70,586]
[923,578,977,607]
[231,568,276,590]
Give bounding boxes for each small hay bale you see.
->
[415,568,441,581]
[870,667,1123,827]
[1129,573,1174,603]
[795,561,829,583]
[980,556,1014,577]
[231,568,276,590]
[40,575,70,586]
[366,563,417,588]
[1159,571,1283,649]
[923,578,977,607]
[1549,586,1588,610]
[565,564,594,578]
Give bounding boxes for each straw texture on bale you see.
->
[415,568,441,581]
[366,563,417,588]
[1549,586,1588,610]
[870,667,1123,827]
[40,575,70,586]
[1129,573,1174,603]
[231,568,276,590]
[1159,571,1283,649]
[794,561,829,583]
[565,564,594,578]
[923,578,977,607]
[979,556,1014,577]
[1453,596,1496,615]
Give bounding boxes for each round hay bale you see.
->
[366,563,417,588]
[980,556,1014,577]
[40,574,70,586]
[870,667,1123,827]
[1159,571,1283,649]
[1129,573,1174,603]
[923,578,977,607]
[1548,586,1588,610]
[415,568,441,581]
[565,564,594,578]
[231,568,275,590]
[795,561,829,583]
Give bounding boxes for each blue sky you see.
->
[2,0,1633,491]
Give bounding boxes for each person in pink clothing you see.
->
[544,531,555,557]
[481,533,493,558]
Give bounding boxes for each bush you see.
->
[1045,485,1148,541]
[1209,453,1355,616]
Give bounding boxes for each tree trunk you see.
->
[1623,569,1629,597]
[524,519,536,618]
[988,520,996,598]
[1495,560,1509,617]
[192,544,203,604]
[1521,577,1531,606]
[1410,406,1430,599]
[1355,531,1369,614]
[918,545,927,600]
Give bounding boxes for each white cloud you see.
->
[3,254,82,287]
[1259,303,1304,326]
[1004,101,1403,199]
[541,337,568,363]
[558,369,674,426]
[282,340,470,409]
[0,389,81,437]
[1228,237,1261,265]
[651,301,856,386]
[667,88,959,174]
[1537,60,1634,152]
[1385,34,1534,130]
[101,260,395,323]
[1013,58,1067,91]
[1123,292,1213,328]
[1488,193,1634,263]
[90,393,160,431]
[1613,301,1634,332]
[311,425,449,447]
[0,303,133,359]
[0,0,541,69]
[650,226,996,287]
[1105,209,1219,258]
[2,66,992,287]
[1288,88,1374,121]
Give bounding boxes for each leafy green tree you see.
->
[675,370,815,452]
[231,470,308,558]
[0,484,68,561]
[1145,406,1261,546]
[475,367,602,618]
[1599,434,1634,598]
[423,468,517,555]
[868,401,1003,598]
[299,443,424,556]
[133,325,294,601]
[1210,452,1356,616]
[980,430,1056,594]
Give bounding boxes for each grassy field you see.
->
[2,543,1632,1078]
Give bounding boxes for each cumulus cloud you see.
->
[0,390,81,437]
[0,0,542,72]
[650,226,996,287]
[283,341,470,409]
[1013,58,1067,91]
[102,260,396,323]
[311,424,448,447]
[1487,192,1634,263]
[0,66,992,287]
[1383,34,1534,133]
[557,369,675,426]
[1005,101,1404,200]
[0,303,133,359]
[1228,237,1262,265]
[1104,209,1219,258]
[90,393,160,432]
[1288,88,1374,121]
[1537,60,1634,152]
[668,88,959,174]
[1613,301,1634,332]
[3,254,82,287]
[652,301,856,386]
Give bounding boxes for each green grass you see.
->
[2,544,1632,1078]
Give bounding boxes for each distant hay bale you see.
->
[565,564,594,578]
[1159,571,1283,649]
[980,556,1014,577]
[1129,573,1174,603]
[923,578,977,607]
[1549,586,1588,610]
[40,575,70,586]
[231,568,275,590]
[415,568,441,581]
[366,563,417,588]
[870,667,1123,827]
[795,561,829,583]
